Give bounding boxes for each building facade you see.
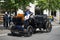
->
[43,9,60,23]
[0,0,5,23]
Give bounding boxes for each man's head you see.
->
[5,12,8,14]
[26,6,31,10]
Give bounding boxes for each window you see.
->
[51,11,56,17]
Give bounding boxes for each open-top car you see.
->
[10,7,52,37]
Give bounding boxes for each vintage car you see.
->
[10,13,33,37]
[10,7,52,37]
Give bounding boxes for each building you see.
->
[43,9,60,23]
[0,0,5,23]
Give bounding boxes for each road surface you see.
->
[0,25,60,40]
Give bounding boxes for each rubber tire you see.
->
[46,21,52,32]
[24,26,33,37]
[11,26,16,35]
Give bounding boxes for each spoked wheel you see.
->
[24,26,33,37]
[46,22,52,32]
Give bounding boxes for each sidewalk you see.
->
[0,30,10,36]
[0,30,10,34]
[0,25,5,30]
[51,21,60,26]
[0,24,10,36]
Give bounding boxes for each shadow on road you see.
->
[33,30,50,34]
[8,31,50,37]
[8,33,23,37]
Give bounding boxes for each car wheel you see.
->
[46,22,52,32]
[24,26,33,37]
[11,26,15,35]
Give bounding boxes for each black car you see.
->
[10,7,52,37]
[29,14,52,33]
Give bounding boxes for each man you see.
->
[16,8,24,20]
[24,6,33,26]
[3,12,8,29]
[24,6,33,20]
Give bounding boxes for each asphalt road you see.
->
[0,25,60,40]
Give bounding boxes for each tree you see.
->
[36,0,47,14]
[35,0,60,15]
[2,0,60,14]
[36,0,60,10]
[1,0,35,11]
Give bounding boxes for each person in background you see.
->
[8,13,11,26]
[3,12,8,29]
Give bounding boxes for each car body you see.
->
[10,7,52,37]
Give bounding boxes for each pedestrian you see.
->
[8,13,11,26]
[3,12,8,29]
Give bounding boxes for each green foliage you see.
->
[1,0,34,11]
[36,0,60,11]
[37,0,47,10]
[1,0,60,11]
